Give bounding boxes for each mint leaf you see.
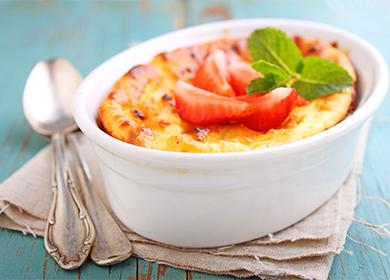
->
[292,57,353,100]
[246,60,290,94]
[246,73,290,95]
[248,27,302,75]
[252,59,290,79]
[247,27,354,100]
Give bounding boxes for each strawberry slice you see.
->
[192,49,235,97]
[174,81,255,125]
[228,60,260,96]
[294,95,309,107]
[238,88,298,132]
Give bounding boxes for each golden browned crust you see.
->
[98,37,355,153]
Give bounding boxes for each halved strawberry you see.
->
[228,60,260,96]
[238,88,298,132]
[174,81,255,125]
[294,95,309,107]
[192,49,235,97]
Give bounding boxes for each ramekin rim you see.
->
[73,18,389,163]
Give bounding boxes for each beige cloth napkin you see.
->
[0,123,369,279]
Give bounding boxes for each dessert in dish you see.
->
[98,27,356,153]
[74,19,388,247]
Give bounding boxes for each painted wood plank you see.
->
[183,0,390,279]
[0,0,185,279]
[137,259,187,280]
[1,0,390,279]
[0,230,45,279]
[330,119,390,279]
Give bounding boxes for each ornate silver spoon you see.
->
[23,58,96,269]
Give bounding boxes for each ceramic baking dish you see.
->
[74,19,388,247]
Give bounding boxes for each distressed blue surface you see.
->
[0,1,389,279]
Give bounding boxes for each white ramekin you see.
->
[74,19,388,248]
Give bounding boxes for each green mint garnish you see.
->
[248,28,302,76]
[246,60,290,94]
[292,57,354,100]
[246,27,353,100]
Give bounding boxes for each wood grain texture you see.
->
[0,0,389,279]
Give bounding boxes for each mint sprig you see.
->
[247,60,290,94]
[246,27,353,100]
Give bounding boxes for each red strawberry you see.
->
[192,49,235,97]
[174,81,255,125]
[294,95,309,107]
[228,60,260,96]
[238,88,298,132]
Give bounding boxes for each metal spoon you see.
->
[23,58,132,268]
[23,59,96,269]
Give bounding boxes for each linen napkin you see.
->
[0,122,369,279]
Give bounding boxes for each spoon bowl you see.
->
[23,59,81,136]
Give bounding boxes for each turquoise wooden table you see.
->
[1,1,389,279]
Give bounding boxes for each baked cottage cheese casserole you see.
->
[74,19,388,248]
[98,27,356,153]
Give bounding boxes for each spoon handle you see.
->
[67,134,133,265]
[44,133,96,270]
